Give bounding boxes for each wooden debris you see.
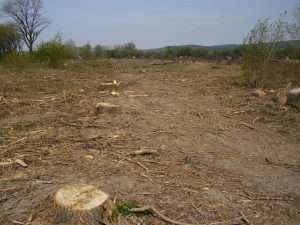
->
[128,94,149,98]
[99,81,121,91]
[127,149,159,157]
[129,206,196,225]
[240,122,255,130]
[96,102,120,114]
[239,211,254,225]
[0,159,28,167]
[15,159,28,167]
[124,158,149,171]
[252,89,266,97]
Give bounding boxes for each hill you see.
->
[145,40,300,52]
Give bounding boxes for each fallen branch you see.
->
[239,211,253,225]
[240,122,255,130]
[59,119,104,128]
[129,206,195,225]
[0,137,28,149]
[124,158,149,171]
[127,149,159,157]
[0,159,28,167]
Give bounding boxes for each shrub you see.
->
[64,39,79,59]
[242,18,286,87]
[79,42,94,59]
[1,52,34,71]
[35,35,65,68]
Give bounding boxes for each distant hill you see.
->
[145,40,300,52]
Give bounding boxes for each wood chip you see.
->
[15,159,28,167]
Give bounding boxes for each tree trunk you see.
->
[28,42,33,54]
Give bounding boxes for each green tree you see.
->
[94,45,104,58]
[0,23,21,57]
[79,42,93,59]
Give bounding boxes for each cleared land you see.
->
[0,59,299,225]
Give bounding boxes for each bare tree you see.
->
[1,0,50,53]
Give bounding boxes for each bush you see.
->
[35,35,65,68]
[1,52,34,71]
[64,39,79,59]
[242,18,286,87]
[79,42,94,59]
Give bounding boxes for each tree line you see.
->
[1,0,300,71]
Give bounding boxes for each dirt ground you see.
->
[0,59,299,225]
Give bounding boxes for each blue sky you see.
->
[1,0,298,48]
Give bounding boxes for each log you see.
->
[96,102,120,114]
[99,81,120,91]
[54,184,113,225]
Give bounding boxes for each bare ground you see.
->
[0,59,300,225]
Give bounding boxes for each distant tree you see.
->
[0,22,22,57]
[165,47,176,58]
[121,43,137,58]
[1,0,50,53]
[94,45,104,58]
[64,39,78,59]
[79,42,93,59]
[191,48,209,58]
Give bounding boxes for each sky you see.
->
[0,0,299,49]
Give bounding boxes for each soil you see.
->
[0,59,299,225]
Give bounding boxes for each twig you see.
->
[240,122,255,130]
[124,158,149,171]
[59,119,103,128]
[127,149,159,157]
[239,211,253,225]
[0,137,28,149]
[129,206,196,225]
[10,220,26,225]
[192,203,204,216]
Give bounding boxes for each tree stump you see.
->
[96,102,120,114]
[54,185,113,225]
[287,88,300,109]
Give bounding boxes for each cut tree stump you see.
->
[287,88,300,109]
[54,184,113,225]
[96,102,120,114]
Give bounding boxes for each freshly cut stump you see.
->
[287,88,300,109]
[96,102,120,114]
[54,185,113,225]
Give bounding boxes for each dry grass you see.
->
[0,59,299,225]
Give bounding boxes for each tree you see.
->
[0,23,21,57]
[79,42,93,59]
[64,39,78,59]
[94,45,104,58]
[1,0,50,53]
